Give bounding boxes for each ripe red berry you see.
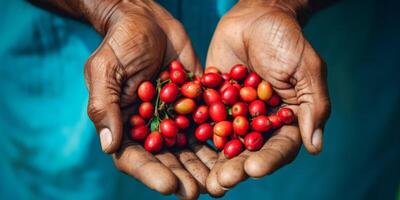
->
[231,102,248,117]
[145,131,163,153]
[267,93,281,107]
[213,121,233,137]
[174,98,196,115]
[138,81,156,102]
[252,115,272,132]
[176,132,187,147]
[209,102,227,122]
[257,81,273,101]
[164,136,177,147]
[219,81,232,93]
[175,115,190,129]
[181,81,202,99]
[169,60,184,71]
[170,69,187,85]
[160,83,180,103]
[159,70,170,81]
[244,72,262,88]
[139,102,154,119]
[195,123,213,142]
[213,134,227,150]
[205,66,221,74]
[223,139,243,158]
[130,125,149,141]
[160,119,178,138]
[130,115,145,127]
[221,73,231,81]
[203,88,221,105]
[277,107,295,124]
[232,83,242,91]
[232,116,249,136]
[201,73,223,88]
[193,105,209,124]
[221,85,240,105]
[268,115,282,128]
[230,64,248,81]
[244,132,264,151]
[248,100,267,117]
[240,87,257,102]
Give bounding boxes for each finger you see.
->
[113,144,177,195]
[85,43,123,153]
[216,151,251,189]
[156,151,199,200]
[188,137,219,169]
[244,125,301,178]
[174,149,209,193]
[206,154,228,198]
[296,43,331,154]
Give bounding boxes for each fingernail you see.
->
[100,128,112,152]
[311,128,322,150]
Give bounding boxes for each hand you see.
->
[83,1,217,199]
[205,1,331,196]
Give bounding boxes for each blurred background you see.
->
[0,0,399,199]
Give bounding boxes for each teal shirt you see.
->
[0,0,399,199]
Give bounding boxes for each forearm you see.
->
[27,0,120,34]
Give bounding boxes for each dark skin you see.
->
[30,0,331,199]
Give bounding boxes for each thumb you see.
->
[85,43,124,154]
[295,45,331,155]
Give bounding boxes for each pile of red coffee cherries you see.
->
[129,60,295,158]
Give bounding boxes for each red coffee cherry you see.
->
[195,123,213,142]
[248,100,267,117]
[130,115,145,127]
[176,132,187,147]
[160,119,178,138]
[138,81,156,102]
[139,102,154,119]
[244,72,261,88]
[170,69,187,85]
[223,139,243,158]
[268,115,282,128]
[267,93,281,107]
[221,73,231,81]
[213,121,233,137]
[219,81,232,93]
[169,60,184,71]
[203,88,221,105]
[193,105,209,124]
[231,102,248,117]
[164,136,177,147]
[205,66,221,74]
[174,98,196,115]
[277,107,295,124]
[230,64,248,81]
[181,81,202,99]
[130,125,149,141]
[221,85,240,105]
[209,102,227,122]
[144,131,163,153]
[159,70,170,81]
[175,115,190,129]
[251,115,272,132]
[244,132,264,151]
[213,134,227,150]
[160,83,180,103]
[201,73,223,88]
[240,87,257,102]
[232,116,250,136]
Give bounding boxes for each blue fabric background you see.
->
[0,0,399,199]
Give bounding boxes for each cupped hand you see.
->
[205,1,331,197]
[84,1,217,199]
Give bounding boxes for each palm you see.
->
[205,5,329,197]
